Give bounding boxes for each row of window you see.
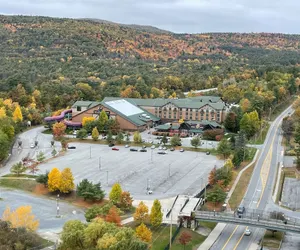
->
[155,107,217,113]
[156,113,221,121]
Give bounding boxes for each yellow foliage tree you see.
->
[82,117,96,126]
[135,223,152,243]
[3,98,12,108]
[134,201,149,223]
[13,105,23,122]
[0,107,6,118]
[59,168,75,193]
[48,168,61,192]
[2,205,39,231]
[179,118,184,124]
[92,127,99,141]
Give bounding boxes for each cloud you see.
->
[0,0,299,33]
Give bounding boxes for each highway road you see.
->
[211,106,293,250]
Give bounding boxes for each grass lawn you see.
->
[171,227,206,250]
[228,163,255,210]
[262,230,284,249]
[276,167,297,204]
[2,174,38,178]
[0,178,37,192]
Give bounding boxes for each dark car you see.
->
[108,143,115,147]
[237,205,245,218]
[140,149,147,152]
[130,148,138,152]
[68,146,76,149]
[157,151,166,155]
[170,148,175,151]
[206,151,211,155]
[142,145,147,149]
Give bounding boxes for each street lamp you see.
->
[56,194,60,218]
[147,178,150,192]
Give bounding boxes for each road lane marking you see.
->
[221,225,239,250]
[233,226,248,250]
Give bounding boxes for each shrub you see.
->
[215,134,224,141]
[203,129,224,141]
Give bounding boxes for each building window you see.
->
[164,114,166,118]
[77,106,82,112]
[179,108,182,111]
[169,114,171,119]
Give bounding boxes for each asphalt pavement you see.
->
[210,106,293,250]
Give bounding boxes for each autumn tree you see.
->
[13,105,23,122]
[134,201,149,224]
[10,162,27,176]
[52,122,66,137]
[135,223,152,243]
[208,166,216,185]
[105,206,121,226]
[179,231,192,249]
[98,110,108,131]
[207,185,227,204]
[282,117,294,144]
[133,131,142,143]
[92,127,99,141]
[294,124,300,168]
[190,136,201,149]
[119,191,133,211]
[116,132,124,144]
[2,205,39,231]
[150,199,163,228]
[59,168,75,193]
[109,183,122,204]
[48,168,61,192]
[60,220,86,249]
[240,111,260,139]
[224,112,238,133]
[82,117,95,127]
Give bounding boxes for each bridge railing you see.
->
[194,210,300,233]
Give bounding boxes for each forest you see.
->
[0,15,300,115]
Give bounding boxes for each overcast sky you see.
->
[1,0,299,34]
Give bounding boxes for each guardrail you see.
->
[194,210,300,234]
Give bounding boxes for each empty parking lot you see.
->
[38,143,223,199]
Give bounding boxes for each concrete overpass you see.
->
[194,210,300,234]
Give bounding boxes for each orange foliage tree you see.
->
[135,223,152,243]
[52,122,66,137]
[2,205,39,231]
[208,167,216,186]
[105,206,121,226]
[133,201,149,224]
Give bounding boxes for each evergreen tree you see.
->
[150,199,163,228]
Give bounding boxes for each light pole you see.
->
[106,171,108,186]
[56,194,60,218]
[169,163,171,178]
[99,157,101,170]
[147,178,150,192]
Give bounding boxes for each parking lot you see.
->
[38,143,223,199]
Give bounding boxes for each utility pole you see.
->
[56,194,60,218]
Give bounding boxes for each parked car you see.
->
[142,145,147,149]
[180,148,184,152]
[149,140,153,144]
[147,190,153,194]
[158,151,167,155]
[140,149,147,152]
[125,144,130,148]
[30,143,35,148]
[156,136,162,139]
[206,151,211,155]
[102,136,107,139]
[108,143,115,147]
[162,147,167,150]
[237,205,245,218]
[244,229,251,236]
[68,145,76,149]
[130,148,138,152]
[112,147,119,151]
[170,148,175,151]
[72,130,77,135]
[151,145,156,149]
[158,146,163,150]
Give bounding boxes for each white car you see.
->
[30,143,35,148]
[147,190,153,194]
[151,145,156,149]
[162,147,167,150]
[244,229,251,236]
[180,148,184,152]
[125,144,130,148]
[158,146,163,150]
[73,130,77,135]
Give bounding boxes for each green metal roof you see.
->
[102,96,226,110]
[155,124,171,130]
[189,129,203,133]
[72,101,101,108]
[186,120,221,128]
